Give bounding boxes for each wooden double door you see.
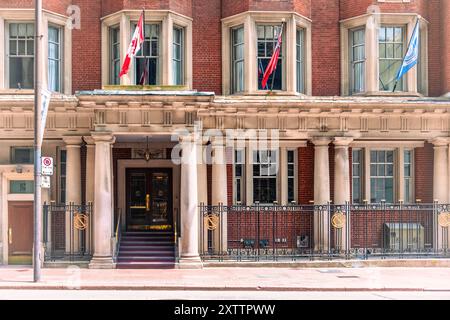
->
[126,168,173,231]
[8,201,33,265]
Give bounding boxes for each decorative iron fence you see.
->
[43,202,93,261]
[200,202,450,261]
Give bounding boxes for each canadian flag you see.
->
[119,12,145,77]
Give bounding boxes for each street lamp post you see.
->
[33,0,43,282]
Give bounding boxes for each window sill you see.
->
[0,89,34,95]
[230,90,306,97]
[103,85,189,91]
[351,91,424,98]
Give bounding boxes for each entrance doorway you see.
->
[8,201,33,265]
[126,168,173,231]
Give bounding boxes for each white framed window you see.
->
[10,146,33,164]
[58,148,67,204]
[370,150,395,203]
[252,149,278,204]
[172,26,184,85]
[352,149,363,204]
[257,24,284,91]
[48,25,62,92]
[349,27,365,94]
[134,23,160,85]
[379,25,406,92]
[287,149,296,203]
[404,149,414,204]
[231,26,244,93]
[109,26,120,85]
[10,180,34,194]
[8,22,35,89]
[341,14,426,96]
[233,149,245,204]
[296,28,305,94]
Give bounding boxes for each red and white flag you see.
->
[261,25,283,90]
[119,12,145,77]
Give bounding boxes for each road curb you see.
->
[0,285,442,292]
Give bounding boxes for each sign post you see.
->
[33,0,43,283]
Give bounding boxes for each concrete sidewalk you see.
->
[0,266,450,292]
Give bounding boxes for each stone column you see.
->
[84,136,95,253]
[334,137,353,253]
[179,136,202,268]
[89,133,115,269]
[432,138,449,250]
[63,136,82,253]
[312,137,332,252]
[197,142,208,253]
[211,139,228,253]
[441,0,450,96]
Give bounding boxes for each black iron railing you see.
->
[43,202,93,262]
[200,202,450,261]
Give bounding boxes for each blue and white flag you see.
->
[395,19,420,82]
[39,88,51,145]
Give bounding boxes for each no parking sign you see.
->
[41,157,54,176]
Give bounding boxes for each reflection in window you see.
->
[253,150,278,204]
[9,23,34,89]
[350,28,365,94]
[231,26,244,93]
[48,25,62,92]
[109,26,120,85]
[11,147,33,164]
[10,180,34,194]
[135,23,160,85]
[234,149,245,204]
[173,26,184,85]
[287,150,296,203]
[296,28,305,94]
[379,26,405,91]
[370,150,394,203]
[352,149,363,204]
[404,149,413,203]
[257,25,283,90]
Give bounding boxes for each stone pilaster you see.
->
[432,138,449,250]
[62,136,82,253]
[89,133,115,269]
[312,137,332,252]
[84,136,95,253]
[211,138,228,253]
[333,137,353,253]
[179,136,202,268]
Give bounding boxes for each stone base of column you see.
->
[177,256,203,269]
[88,256,115,269]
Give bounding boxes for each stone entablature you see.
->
[1,92,450,141]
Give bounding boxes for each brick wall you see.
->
[72,0,102,93]
[311,0,340,96]
[441,0,450,94]
[298,143,314,204]
[192,0,222,94]
[414,142,433,204]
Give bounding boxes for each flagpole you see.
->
[392,18,420,92]
[33,0,43,282]
[142,8,146,86]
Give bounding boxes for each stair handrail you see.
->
[114,208,122,262]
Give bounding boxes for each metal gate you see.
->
[200,202,449,261]
[43,202,93,261]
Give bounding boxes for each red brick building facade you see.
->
[0,0,449,267]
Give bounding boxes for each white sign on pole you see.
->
[41,156,54,176]
[39,88,52,146]
[41,176,51,189]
